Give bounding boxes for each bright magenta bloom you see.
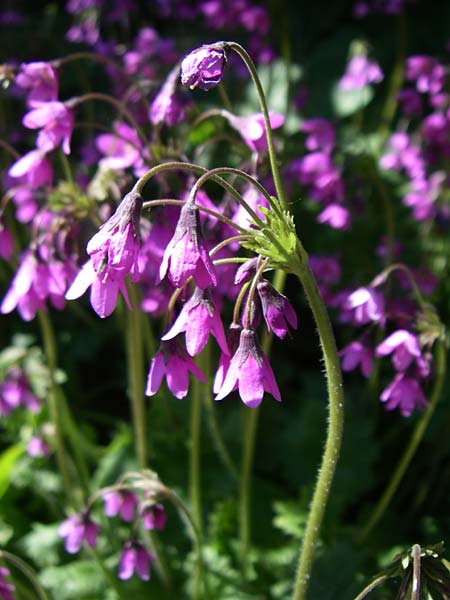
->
[162,287,229,356]
[146,340,207,399]
[380,373,427,417]
[103,490,138,522]
[159,200,216,289]
[257,279,298,339]
[118,540,154,581]
[22,101,74,155]
[16,61,59,106]
[58,511,100,554]
[215,328,281,408]
[66,191,142,318]
[375,329,422,371]
[181,44,227,91]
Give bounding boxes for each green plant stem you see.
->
[87,547,126,600]
[125,283,147,469]
[37,311,73,502]
[352,575,388,600]
[291,249,345,600]
[0,550,51,600]
[227,42,287,207]
[358,340,447,542]
[190,363,204,599]
[239,269,286,560]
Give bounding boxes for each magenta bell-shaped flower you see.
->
[161,286,229,356]
[58,510,100,554]
[215,328,281,408]
[66,191,142,318]
[181,43,228,91]
[118,540,154,581]
[159,200,216,289]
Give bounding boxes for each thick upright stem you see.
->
[125,284,147,468]
[291,252,344,600]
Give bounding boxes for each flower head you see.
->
[380,373,428,417]
[118,540,154,581]
[15,61,59,106]
[339,56,383,90]
[341,286,385,326]
[141,502,167,530]
[58,511,100,554]
[215,328,281,408]
[159,200,216,289]
[339,340,373,377]
[22,101,74,155]
[150,66,188,126]
[162,287,229,356]
[66,191,142,318]
[0,567,15,600]
[375,329,422,371]
[145,340,207,399]
[103,490,138,522]
[257,279,298,339]
[227,111,285,153]
[27,436,50,458]
[181,44,228,91]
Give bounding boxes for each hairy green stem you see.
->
[37,311,73,502]
[0,551,51,600]
[358,340,446,542]
[190,373,203,535]
[291,249,344,600]
[125,283,147,468]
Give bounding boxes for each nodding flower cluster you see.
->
[58,484,166,582]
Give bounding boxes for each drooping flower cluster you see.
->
[0,367,42,417]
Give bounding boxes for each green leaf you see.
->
[0,444,25,500]
[188,119,217,146]
[273,499,308,539]
[332,84,374,118]
[19,523,61,568]
[40,561,110,600]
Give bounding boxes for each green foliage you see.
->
[39,561,113,600]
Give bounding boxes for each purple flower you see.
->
[0,368,42,416]
[22,102,74,155]
[227,112,285,153]
[341,286,385,326]
[58,511,100,554]
[8,149,53,189]
[232,186,269,229]
[0,222,13,260]
[159,200,217,289]
[27,436,50,458]
[145,340,207,399]
[66,191,142,318]
[215,328,281,408]
[96,121,148,176]
[141,503,167,530]
[375,329,422,371]
[103,490,138,522]
[398,88,422,115]
[380,373,427,416]
[118,540,154,581]
[301,118,336,153]
[406,56,445,95]
[181,44,228,91]
[0,567,15,600]
[317,204,350,230]
[256,279,298,339]
[213,322,242,395]
[1,250,73,321]
[15,61,59,107]
[162,287,229,356]
[340,341,373,377]
[150,66,188,127]
[339,56,383,90]
[403,174,442,221]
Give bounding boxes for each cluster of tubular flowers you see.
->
[58,485,166,582]
[337,265,438,417]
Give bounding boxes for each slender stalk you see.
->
[227,42,287,206]
[0,551,51,600]
[291,250,345,600]
[411,544,421,600]
[37,311,73,502]
[352,575,388,600]
[358,340,446,542]
[239,269,286,560]
[190,371,203,599]
[125,283,147,468]
[87,547,126,600]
